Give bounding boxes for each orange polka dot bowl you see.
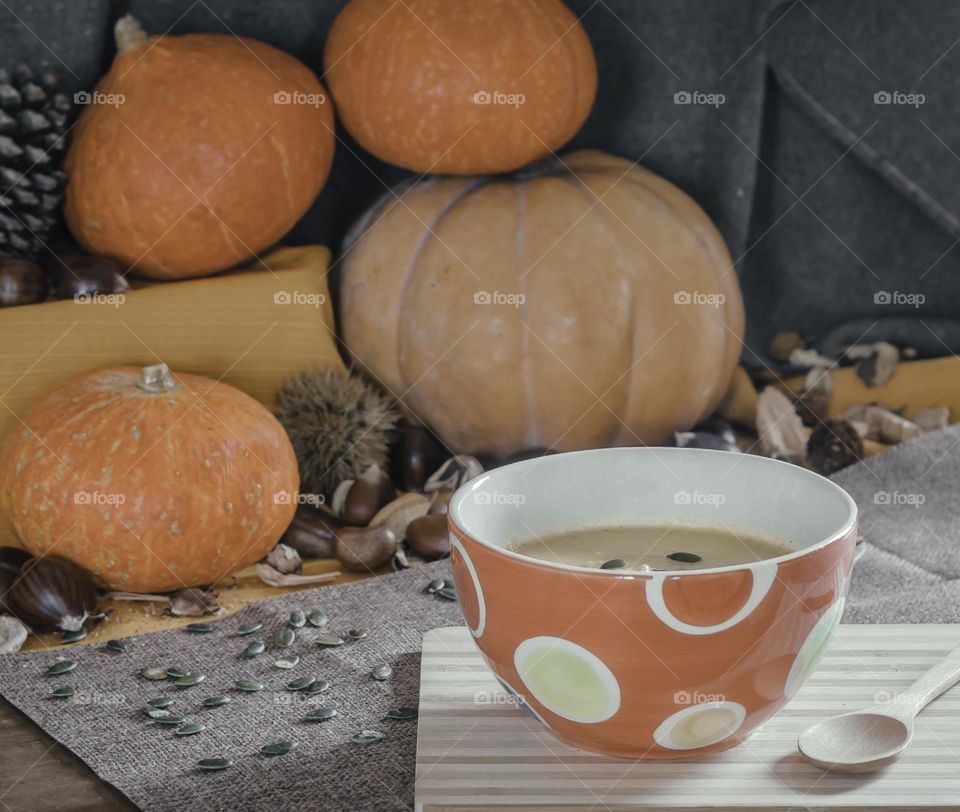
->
[448,447,858,759]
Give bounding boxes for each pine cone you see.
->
[0,64,70,260]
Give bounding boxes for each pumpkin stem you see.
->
[115,14,148,54]
[137,363,176,394]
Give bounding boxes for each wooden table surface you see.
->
[0,558,370,811]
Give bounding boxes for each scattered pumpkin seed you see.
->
[236,623,263,636]
[176,722,204,736]
[600,558,626,570]
[307,611,328,628]
[351,729,385,746]
[242,641,265,659]
[105,639,128,654]
[140,667,167,681]
[308,680,330,695]
[202,695,231,708]
[144,708,172,719]
[303,707,337,722]
[436,587,457,601]
[347,628,368,641]
[174,674,205,688]
[385,707,418,721]
[315,633,344,647]
[154,715,186,726]
[275,628,295,648]
[260,740,297,757]
[274,656,300,670]
[286,676,316,692]
[46,660,77,676]
[371,663,392,681]
[165,666,189,679]
[289,610,306,629]
[50,686,75,698]
[426,578,447,593]
[147,696,174,709]
[61,629,86,644]
[666,551,702,564]
[185,622,214,634]
[234,679,264,692]
[197,757,232,771]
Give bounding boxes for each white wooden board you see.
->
[416,625,960,811]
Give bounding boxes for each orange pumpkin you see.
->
[65,16,335,280]
[323,0,597,175]
[0,364,299,592]
[340,150,745,457]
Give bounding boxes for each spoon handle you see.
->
[882,643,960,720]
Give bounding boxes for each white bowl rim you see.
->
[448,447,859,578]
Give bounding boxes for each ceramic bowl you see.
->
[448,447,858,759]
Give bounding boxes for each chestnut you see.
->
[343,464,395,526]
[0,258,46,306]
[406,514,450,560]
[334,526,397,572]
[49,254,129,300]
[389,424,447,491]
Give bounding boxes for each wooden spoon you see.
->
[798,643,960,773]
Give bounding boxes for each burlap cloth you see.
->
[1,427,959,810]
[0,561,459,812]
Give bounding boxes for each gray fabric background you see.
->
[3,0,959,363]
[1,429,959,810]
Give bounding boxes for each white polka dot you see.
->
[653,701,746,750]
[513,636,620,724]
[450,536,486,638]
[784,598,844,699]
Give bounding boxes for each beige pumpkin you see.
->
[0,364,299,592]
[340,150,744,457]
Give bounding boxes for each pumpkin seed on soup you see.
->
[61,629,86,644]
[666,551,702,564]
[600,558,625,570]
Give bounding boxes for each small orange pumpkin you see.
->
[0,364,299,592]
[324,0,597,175]
[340,150,745,457]
[65,16,335,280]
